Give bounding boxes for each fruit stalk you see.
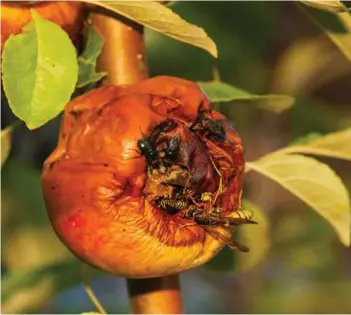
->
[90,7,183,314]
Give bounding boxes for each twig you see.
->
[90,6,184,314]
[82,264,107,314]
[90,7,148,85]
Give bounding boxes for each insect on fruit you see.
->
[42,75,247,278]
[154,196,189,215]
[191,110,227,142]
[200,117,226,142]
[180,206,257,252]
[163,132,181,167]
[161,182,197,206]
[137,139,159,169]
[148,119,178,144]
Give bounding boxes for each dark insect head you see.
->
[137,139,159,168]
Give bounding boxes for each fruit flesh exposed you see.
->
[42,76,245,278]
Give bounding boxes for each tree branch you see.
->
[90,7,183,314]
[91,7,148,85]
[127,276,183,314]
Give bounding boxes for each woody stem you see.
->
[90,7,183,314]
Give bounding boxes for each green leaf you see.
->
[2,11,78,130]
[300,0,347,13]
[236,200,270,272]
[246,154,351,246]
[77,24,106,88]
[197,81,295,113]
[285,128,351,160]
[85,0,218,58]
[299,2,351,63]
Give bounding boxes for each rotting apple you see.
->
[1,1,85,49]
[41,76,246,278]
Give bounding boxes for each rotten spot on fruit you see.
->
[42,76,255,278]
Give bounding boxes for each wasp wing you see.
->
[202,226,250,253]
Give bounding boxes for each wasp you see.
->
[163,132,181,167]
[137,139,159,169]
[182,207,257,226]
[180,206,257,252]
[161,182,197,206]
[154,196,188,215]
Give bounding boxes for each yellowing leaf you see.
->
[85,1,217,57]
[299,2,351,63]
[246,154,351,246]
[1,126,13,167]
[300,0,347,13]
[237,200,270,272]
[198,81,295,113]
[284,128,351,160]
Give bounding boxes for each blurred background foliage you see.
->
[1,1,351,313]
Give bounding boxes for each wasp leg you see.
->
[208,154,223,205]
[178,222,197,229]
[237,189,243,210]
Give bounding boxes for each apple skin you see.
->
[1,1,85,49]
[41,76,245,278]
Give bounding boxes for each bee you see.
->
[137,139,159,169]
[154,196,189,215]
[180,206,257,252]
[163,132,181,167]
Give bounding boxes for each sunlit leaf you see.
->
[78,24,106,88]
[300,0,347,13]
[2,11,78,130]
[198,81,295,113]
[285,128,351,160]
[299,2,351,63]
[84,0,218,57]
[236,200,270,272]
[246,154,351,246]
